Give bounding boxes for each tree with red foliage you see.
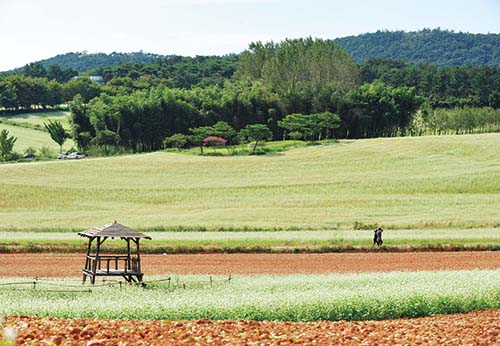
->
[203,136,227,152]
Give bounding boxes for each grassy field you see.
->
[2,270,500,321]
[0,133,499,232]
[165,139,311,156]
[0,111,72,129]
[2,229,500,253]
[0,111,75,153]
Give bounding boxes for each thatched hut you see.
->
[78,222,151,284]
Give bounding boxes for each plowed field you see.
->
[4,309,500,345]
[2,251,500,277]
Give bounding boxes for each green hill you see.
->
[334,29,500,66]
[0,111,75,152]
[3,28,499,76]
[8,51,162,73]
[0,133,498,231]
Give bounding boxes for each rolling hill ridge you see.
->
[3,29,499,74]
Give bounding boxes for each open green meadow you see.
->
[0,111,75,153]
[0,133,499,235]
[2,228,500,253]
[0,111,71,129]
[2,270,500,321]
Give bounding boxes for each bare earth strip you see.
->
[2,251,500,277]
[3,252,500,344]
[4,309,500,345]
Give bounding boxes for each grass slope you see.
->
[0,134,499,231]
[0,111,71,129]
[0,111,74,152]
[2,229,500,253]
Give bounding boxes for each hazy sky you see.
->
[1,0,499,71]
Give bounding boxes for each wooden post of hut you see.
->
[78,222,151,284]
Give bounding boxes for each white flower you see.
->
[3,325,17,343]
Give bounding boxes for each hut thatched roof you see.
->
[78,222,151,239]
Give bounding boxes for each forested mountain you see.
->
[10,52,162,73]
[3,29,499,76]
[334,29,500,67]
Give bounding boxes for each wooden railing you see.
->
[85,255,140,274]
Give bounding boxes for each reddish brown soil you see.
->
[2,251,500,278]
[4,309,500,345]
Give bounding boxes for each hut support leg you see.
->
[82,237,94,284]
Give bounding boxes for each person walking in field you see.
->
[374,227,383,246]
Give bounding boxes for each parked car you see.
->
[23,153,36,159]
[67,152,86,159]
[58,152,86,159]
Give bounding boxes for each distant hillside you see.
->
[335,29,500,67]
[3,29,500,75]
[12,51,162,73]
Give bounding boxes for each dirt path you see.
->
[5,309,500,345]
[2,251,500,277]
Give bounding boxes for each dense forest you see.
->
[2,29,499,76]
[1,34,499,159]
[5,52,162,74]
[359,59,500,108]
[91,54,239,88]
[335,29,500,67]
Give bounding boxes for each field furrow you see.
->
[3,309,500,345]
[2,251,500,277]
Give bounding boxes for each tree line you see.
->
[67,38,423,153]
[2,45,498,115]
[360,58,500,109]
[0,74,102,110]
[1,37,499,158]
[91,54,239,89]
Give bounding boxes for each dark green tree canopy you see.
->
[163,133,188,150]
[278,112,340,141]
[237,37,359,96]
[44,120,69,153]
[189,125,215,154]
[0,129,17,161]
[340,82,424,138]
[239,124,272,152]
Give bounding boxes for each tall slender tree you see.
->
[44,120,69,154]
[0,129,17,161]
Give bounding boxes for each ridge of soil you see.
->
[2,251,500,277]
[4,309,500,345]
[3,243,500,254]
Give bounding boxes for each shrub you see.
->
[163,134,188,150]
[85,145,131,157]
[38,146,56,159]
[203,136,227,148]
[24,147,37,155]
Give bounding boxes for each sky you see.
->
[0,0,499,71]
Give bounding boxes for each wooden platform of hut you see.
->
[78,222,151,284]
